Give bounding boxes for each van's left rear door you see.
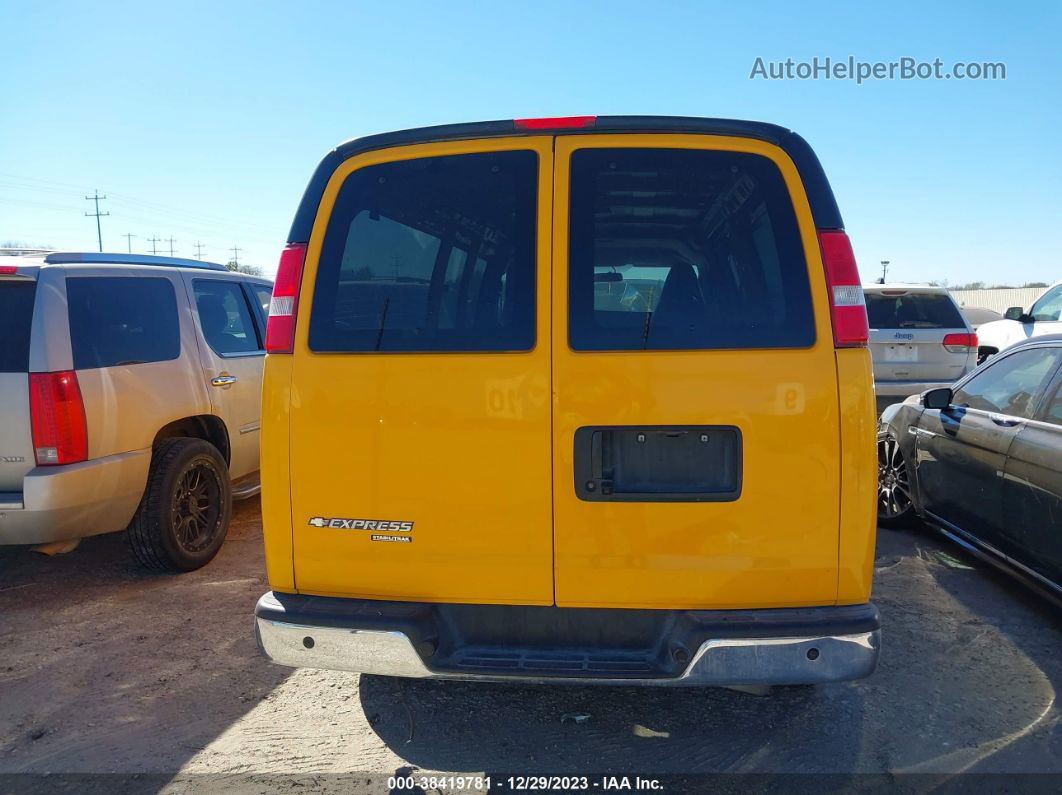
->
[289,138,555,604]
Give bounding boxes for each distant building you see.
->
[950,287,1046,314]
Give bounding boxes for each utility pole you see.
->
[880,260,890,283]
[122,233,136,253]
[229,245,241,270]
[166,237,177,257]
[193,241,205,259]
[147,236,161,255]
[84,191,109,252]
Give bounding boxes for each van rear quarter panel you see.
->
[261,354,295,591]
[836,347,877,603]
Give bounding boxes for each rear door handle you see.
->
[211,375,238,387]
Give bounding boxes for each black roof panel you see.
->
[288,116,843,243]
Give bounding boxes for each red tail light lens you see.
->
[0,265,18,275]
[943,333,978,353]
[265,243,307,353]
[818,230,869,348]
[29,371,87,466]
[514,116,597,130]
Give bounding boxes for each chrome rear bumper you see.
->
[255,593,880,686]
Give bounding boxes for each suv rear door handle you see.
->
[211,375,238,387]
[989,413,1022,428]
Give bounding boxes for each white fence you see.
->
[949,287,1044,314]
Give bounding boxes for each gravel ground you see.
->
[1,498,1059,792]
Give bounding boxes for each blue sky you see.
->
[1,0,1059,283]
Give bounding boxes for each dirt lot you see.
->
[1,498,1060,791]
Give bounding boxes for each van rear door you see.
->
[0,273,38,494]
[551,135,842,609]
[288,139,555,604]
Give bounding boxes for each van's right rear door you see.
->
[551,134,842,609]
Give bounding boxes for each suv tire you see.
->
[127,438,232,571]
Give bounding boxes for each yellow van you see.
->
[255,116,879,686]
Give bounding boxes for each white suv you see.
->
[0,252,272,570]
[976,280,1062,363]
[864,283,977,413]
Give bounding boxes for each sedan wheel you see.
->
[878,432,915,528]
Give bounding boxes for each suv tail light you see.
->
[943,332,978,353]
[29,371,87,466]
[265,243,307,353]
[818,230,869,348]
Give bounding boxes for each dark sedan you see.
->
[877,335,1062,604]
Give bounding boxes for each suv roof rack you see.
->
[43,252,229,271]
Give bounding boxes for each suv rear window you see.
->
[865,292,965,329]
[568,148,815,351]
[67,277,181,369]
[0,281,36,373]
[309,150,538,353]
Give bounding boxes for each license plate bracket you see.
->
[574,425,742,502]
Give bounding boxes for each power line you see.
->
[230,245,241,268]
[0,171,279,235]
[122,233,136,253]
[84,191,109,252]
[193,241,205,259]
[147,236,161,255]
[166,237,177,257]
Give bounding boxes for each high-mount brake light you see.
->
[514,116,597,130]
[29,371,87,466]
[817,230,869,348]
[265,243,307,353]
[942,333,978,353]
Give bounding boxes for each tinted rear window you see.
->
[568,148,816,351]
[67,277,181,369]
[309,150,537,353]
[194,279,263,354]
[0,281,36,373]
[865,292,965,329]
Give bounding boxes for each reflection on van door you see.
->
[288,139,555,604]
[551,136,842,609]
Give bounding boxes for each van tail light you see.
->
[265,243,307,353]
[29,371,87,466]
[514,116,597,130]
[818,230,869,348]
[943,333,978,353]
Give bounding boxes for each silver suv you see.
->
[864,284,977,414]
[0,253,272,570]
